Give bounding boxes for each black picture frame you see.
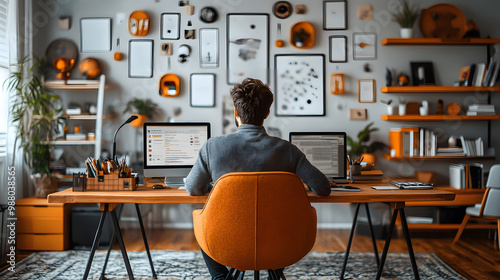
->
[323,0,347,30]
[128,39,154,78]
[274,54,325,117]
[190,73,216,107]
[329,35,347,63]
[160,13,181,40]
[410,61,436,86]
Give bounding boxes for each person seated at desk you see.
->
[185,78,331,279]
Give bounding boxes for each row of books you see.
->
[389,127,484,157]
[458,60,500,87]
[449,163,483,189]
[466,104,496,116]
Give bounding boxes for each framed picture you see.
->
[160,13,181,40]
[128,40,153,78]
[190,73,216,107]
[80,18,111,52]
[323,0,347,30]
[275,54,325,116]
[353,33,376,60]
[410,61,436,86]
[329,35,347,63]
[358,79,376,103]
[199,28,219,68]
[227,13,269,85]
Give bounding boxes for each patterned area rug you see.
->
[0,250,465,280]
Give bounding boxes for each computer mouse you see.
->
[152,184,165,189]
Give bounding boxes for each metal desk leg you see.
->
[340,203,360,280]
[83,204,108,280]
[110,208,134,280]
[100,204,124,280]
[400,209,420,280]
[135,203,157,278]
[375,208,399,280]
[365,203,380,267]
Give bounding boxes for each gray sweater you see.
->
[185,124,331,196]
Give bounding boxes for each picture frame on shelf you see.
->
[323,0,347,30]
[190,73,216,107]
[353,33,376,60]
[329,35,347,63]
[80,18,111,52]
[227,13,269,85]
[410,61,436,86]
[358,79,376,103]
[275,54,325,116]
[128,39,153,78]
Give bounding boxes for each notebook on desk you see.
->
[289,132,348,184]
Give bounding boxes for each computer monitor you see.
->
[143,122,210,184]
[289,132,347,182]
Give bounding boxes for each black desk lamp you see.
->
[113,115,138,162]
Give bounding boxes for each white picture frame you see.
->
[80,18,111,52]
[323,0,347,30]
[275,54,325,116]
[227,14,269,85]
[160,13,181,40]
[358,79,376,103]
[199,28,219,68]
[353,33,377,60]
[190,73,216,107]
[329,35,347,63]
[128,40,153,78]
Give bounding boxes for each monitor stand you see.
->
[164,176,186,188]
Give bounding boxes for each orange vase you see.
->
[131,114,147,128]
[360,153,376,166]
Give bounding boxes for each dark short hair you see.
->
[230,78,274,125]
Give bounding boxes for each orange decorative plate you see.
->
[446,102,461,116]
[420,4,467,39]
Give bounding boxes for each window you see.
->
[0,0,9,156]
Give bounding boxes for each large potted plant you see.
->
[5,57,64,198]
[392,0,420,38]
[346,122,388,166]
[123,98,159,128]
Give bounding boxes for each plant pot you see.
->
[400,28,413,38]
[387,105,398,115]
[399,104,407,115]
[32,174,59,198]
[131,114,147,128]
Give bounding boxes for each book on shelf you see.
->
[350,170,383,181]
[489,62,500,86]
[459,136,484,156]
[467,104,496,116]
[449,163,483,189]
[482,60,495,87]
[473,63,487,86]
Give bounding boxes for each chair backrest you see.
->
[483,164,500,217]
[193,172,317,271]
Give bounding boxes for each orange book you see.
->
[389,129,403,157]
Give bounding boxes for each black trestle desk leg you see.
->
[100,204,124,280]
[375,208,399,280]
[253,270,260,280]
[364,203,380,267]
[135,203,157,278]
[399,208,421,280]
[83,204,108,280]
[110,209,134,280]
[340,203,360,280]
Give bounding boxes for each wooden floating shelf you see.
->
[44,81,112,90]
[381,86,499,93]
[64,114,114,120]
[381,38,499,46]
[49,140,96,145]
[381,114,499,121]
[383,154,496,161]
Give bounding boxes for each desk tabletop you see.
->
[48,182,455,205]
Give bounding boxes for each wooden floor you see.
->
[118,227,500,280]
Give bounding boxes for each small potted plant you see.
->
[381,99,397,115]
[6,57,65,198]
[123,98,160,128]
[392,0,420,38]
[346,122,388,166]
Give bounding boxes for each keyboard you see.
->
[388,180,433,190]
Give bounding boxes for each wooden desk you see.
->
[48,184,455,280]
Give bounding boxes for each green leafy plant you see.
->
[381,99,393,105]
[123,98,159,119]
[346,122,388,157]
[5,56,64,175]
[392,0,420,28]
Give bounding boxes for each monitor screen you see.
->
[289,132,346,179]
[143,122,210,178]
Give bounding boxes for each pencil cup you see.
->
[350,164,361,176]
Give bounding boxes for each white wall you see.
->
[31,0,500,226]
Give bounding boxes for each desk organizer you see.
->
[72,173,138,191]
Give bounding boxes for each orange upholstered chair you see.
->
[193,172,317,279]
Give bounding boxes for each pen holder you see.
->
[350,164,362,176]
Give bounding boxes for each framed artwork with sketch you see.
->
[274,54,325,116]
[227,14,269,85]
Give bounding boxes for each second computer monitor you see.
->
[289,132,346,180]
[143,122,210,181]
